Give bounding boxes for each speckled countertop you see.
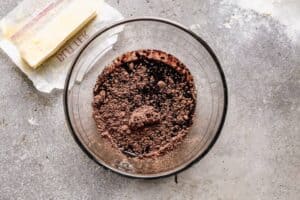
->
[0,0,299,199]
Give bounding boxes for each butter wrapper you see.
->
[0,0,123,93]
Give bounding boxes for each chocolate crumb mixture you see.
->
[92,49,196,158]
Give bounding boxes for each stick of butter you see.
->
[11,0,98,68]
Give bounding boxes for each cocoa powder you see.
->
[92,49,196,158]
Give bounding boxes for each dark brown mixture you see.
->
[92,49,196,158]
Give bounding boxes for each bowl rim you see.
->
[63,17,228,179]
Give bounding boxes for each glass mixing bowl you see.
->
[64,18,228,178]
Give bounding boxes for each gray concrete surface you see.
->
[0,0,299,199]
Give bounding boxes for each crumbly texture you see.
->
[92,49,196,158]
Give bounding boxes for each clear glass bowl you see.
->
[64,18,228,178]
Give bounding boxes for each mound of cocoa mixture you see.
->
[92,49,196,158]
